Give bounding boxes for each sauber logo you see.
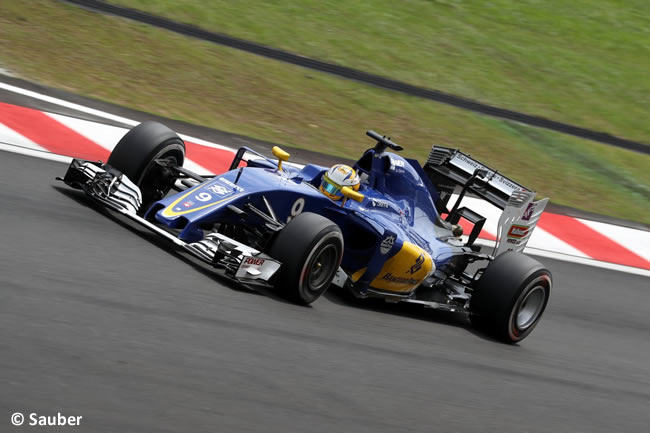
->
[244,257,265,266]
[207,185,230,195]
[380,235,395,255]
[507,224,530,239]
[408,254,425,274]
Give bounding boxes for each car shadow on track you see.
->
[52,185,300,307]
[323,285,504,344]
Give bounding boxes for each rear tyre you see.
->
[470,252,551,344]
[107,121,185,214]
[268,212,344,305]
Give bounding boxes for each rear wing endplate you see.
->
[494,190,549,255]
[423,146,548,255]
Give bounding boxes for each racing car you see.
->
[59,122,552,343]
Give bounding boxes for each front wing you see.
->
[59,159,281,285]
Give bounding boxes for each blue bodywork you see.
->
[146,147,464,291]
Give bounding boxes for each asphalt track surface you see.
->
[2,150,649,432]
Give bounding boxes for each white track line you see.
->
[474,239,650,277]
[528,227,589,258]
[178,133,239,152]
[0,82,138,126]
[3,132,644,276]
[0,142,72,163]
[447,195,591,257]
[1,81,648,275]
[0,81,235,153]
[0,122,72,162]
[578,218,650,263]
[0,123,49,152]
[47,112,213,175]
[47,112,129,150]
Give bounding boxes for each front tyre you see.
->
[470,252,551,344]
[268,212,344,305]
[107,121,185,214]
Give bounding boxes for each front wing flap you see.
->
[59,159,282,284]
[62,159,142,214]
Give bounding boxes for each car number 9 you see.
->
[196,192,212,202]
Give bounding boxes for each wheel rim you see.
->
[307,244,338,291]
[516,285,546,330]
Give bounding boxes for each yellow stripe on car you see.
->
[350,267,367,282]
[370,242,434,293]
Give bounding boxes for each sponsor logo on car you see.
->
[370,198,389,208]
[335,165,351,176]
[244,257,265,266]
[182,200,194,208]
[409,253,425,274]
[388,157,405,173]
[381,273,419,285]
[452,153,522,192]
[522,203,536,221]
[235,255,281,279]
[218,177,244,192]
[207,184,230,195]
[380,234,395,255]
[507,224,530,239]
[492,173,522,192]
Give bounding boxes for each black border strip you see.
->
[62,0,649,154]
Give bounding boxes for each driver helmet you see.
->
[319,164,360,201]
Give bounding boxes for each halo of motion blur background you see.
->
[0,0,648,222]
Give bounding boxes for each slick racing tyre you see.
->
[107,121,185,214]
[470,252,551,344]
[268,212,344,305]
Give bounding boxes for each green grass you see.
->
[0,0,648,222]
[111,0,650,145]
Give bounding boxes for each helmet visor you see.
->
[321,177,342,198]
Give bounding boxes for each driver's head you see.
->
[319,164,360,201]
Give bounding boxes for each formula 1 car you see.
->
[60,122,552,343]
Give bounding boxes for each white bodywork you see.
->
[494,190,549,256]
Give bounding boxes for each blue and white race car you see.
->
[60,122,552,343]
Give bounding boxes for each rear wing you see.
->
[425,146,528,210]
[423,146,548,255]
